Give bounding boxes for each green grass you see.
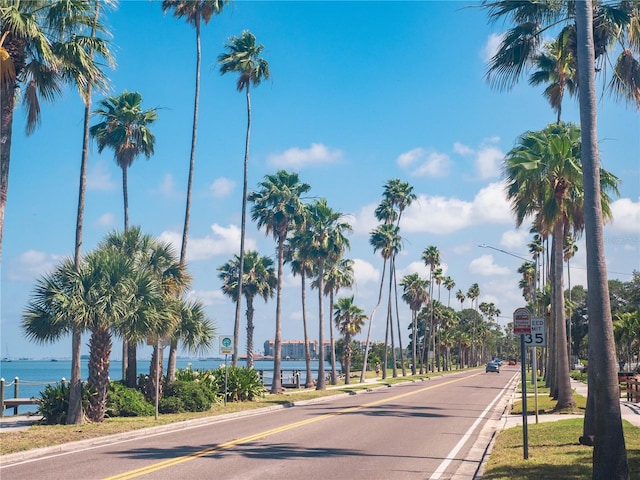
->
[483,419,640,479]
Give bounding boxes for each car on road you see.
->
[485,361,500,373]
[508,360,516,365]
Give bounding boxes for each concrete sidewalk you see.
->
[501,378,640,429]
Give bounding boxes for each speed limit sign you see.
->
[523,317,546,347]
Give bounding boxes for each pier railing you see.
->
[0,377,47,417]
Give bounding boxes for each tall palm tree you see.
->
[218,30,270,367]
[218,250,276,369]
[323,257,355,385]
[444,277,455,308]
[455,289,465,310]
[0,0,109,259]
[334,296,366,385]
[249,170,310,393]
[504,122,619,411]
[68,0,115,425]
[576,3,630,471]
[161,0,228,382]
[360,223,401,382]
[564,234,578,362]
[305,199,352,390]
[400,273,429,375]
[90,91,157,380]
[285,223,315,388]
[90,91,158,231]
[466,283,480,366]
[422,245,440,372]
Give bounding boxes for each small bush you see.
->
[158,396,184,414]
[161,380,215,412]
[209,366,266,402]
[106,382,154,417]
[38,381,90,425]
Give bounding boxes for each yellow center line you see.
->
[104,373,481,480]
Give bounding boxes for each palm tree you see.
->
[504,122,619,411]
[334,296,366,384]
[444,277,455,308]
[360,223,401,382]
[161,0,228,382]
[90,91,158,231]
[218,250,276,369]
[218,30,270,367]
[422,245,440,371]
[466,283,480,366]
[400,273,429,375]
[305,199,352,390]
[323,258,355,385]
[285,224,315,388]
[249,170,310,393]
[455,289,465,311]
[576,3,630,470]
[564,234,578,362]
[529,32,577,123]
[0,0,110,259]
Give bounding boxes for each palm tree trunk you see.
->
[121,165,131,383]
[392,258,406,376]
[411,311,417,375]
[246,297,255,369]
[359,260,387,383]
[301,272,313,388]
[68,68,95,424]
[87,327,112,423]
[169,16,204,382]
[386,263,397,377]
[0,59,16,260]
[552,223,574,410]
[329,291,338,385]
[316,265,326,390]
[344,332,352,384]
[233,84,252,367]
[271,236,285,394]
[575,3,629,476]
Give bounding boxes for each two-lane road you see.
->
[1,367,519,480]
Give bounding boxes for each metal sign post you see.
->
[524,317,546,425]
[219,336,234,406]
[513,307,532,460]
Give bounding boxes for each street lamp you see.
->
[478,244,541,426]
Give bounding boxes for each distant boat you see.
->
[1,357,11,362]
[50,359,58,362]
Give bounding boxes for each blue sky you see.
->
[1,1,638,360]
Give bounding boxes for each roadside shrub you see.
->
[160,380,215,413]
[38,381,90,425]
[106,382,154,417]
[158,396,184,414]
[209,366,266,402]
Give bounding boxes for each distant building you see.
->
[263,340,332,359]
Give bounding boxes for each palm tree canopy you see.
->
[90,91,158,170]
[161,0,227,26]
[218,250,276,303]
[370,223,401,260]
[218,30,270,92]
[400,273,429,312]
[249,170,311,242]
[334,296,367,336]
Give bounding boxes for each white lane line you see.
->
[429,378,514,479]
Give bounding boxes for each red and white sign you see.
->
[513,307,532,335]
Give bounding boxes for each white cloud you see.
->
[499,229,531,252]
[94,212,116,228]
[482,32,504,63]
[87,161,116,190]
[453,142,474,156]
[352,258,379,289]
[209,177,236,198]
[396,148,426,168]
[399,182,512,234]
[158,224,256,262]
[608,198,640,233]
[469,254,512,276]
[396,261,429,280]
[7,250,62,281]
[267,143,342,168]
[187,289,226,307]
[397,148,451,177]
[155,174,177,197]
[476,145,504,179]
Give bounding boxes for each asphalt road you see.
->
[1,367,519,480]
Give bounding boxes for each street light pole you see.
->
[479,244,540,425]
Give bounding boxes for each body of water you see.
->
[0,358,336,416]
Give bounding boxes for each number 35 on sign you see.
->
[523,317,546,347]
